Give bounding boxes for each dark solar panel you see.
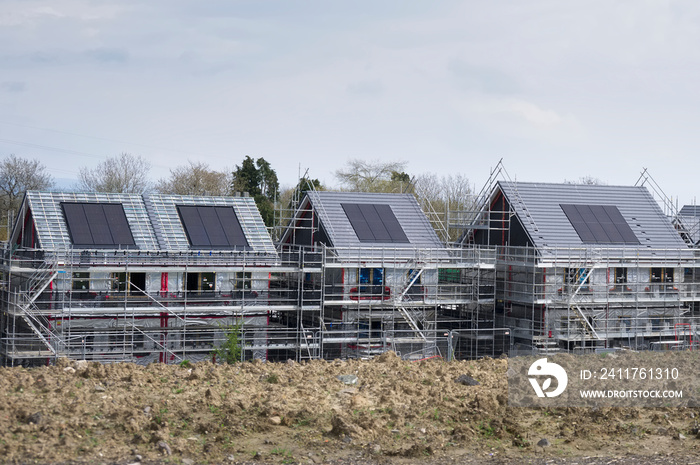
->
[561,204,639,244]
[199,206,228,247]
[341,204,374,241]
[102,203,135,245]
[62,203,93,245]
[374,204,409,242]
[83,203,112,245]
[177,205,249,249]
[61,202,136,248]
[341,203,410,243]
[216,207,249,248]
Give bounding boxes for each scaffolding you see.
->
[491,245,700,354]
[0,239,499,365]
[14,161,697,364]
[453,164,700,355]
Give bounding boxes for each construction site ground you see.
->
[1,351,700,465]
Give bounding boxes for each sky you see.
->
[2,1,700,208]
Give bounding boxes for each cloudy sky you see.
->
[2,1,700,207]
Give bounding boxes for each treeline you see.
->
[0,153,476,241]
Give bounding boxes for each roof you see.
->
[21,192,159,251]
[496,181,689,257]
[302,191,445,260]
[145,194,276,254]
[680,205,700,217]
[15,191,278,259]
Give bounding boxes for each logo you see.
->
[528,358,568,398]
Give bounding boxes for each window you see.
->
[234,272,252,290]
[110,272,146,296]
[186,272,216,294]
[439,268,461,284]
[406,269,422,285]
[565,268,589,285]
[614,268,627,284]
[618,316,632,331]
[650,315,667,332]
[72,272,90,291]
[651,268,674,288]
[359,268,384,285]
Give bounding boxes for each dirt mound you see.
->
[0,352,699,464]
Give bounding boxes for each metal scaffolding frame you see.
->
[0,240,499,365]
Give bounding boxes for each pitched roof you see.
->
[16,192,278,259]
[145,194,276,255]
[496,181,688,257]
[21,192,159,251]
[680,205,700,217]
[302,191,444,260]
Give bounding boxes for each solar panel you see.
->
[61,202,136,248]
[561,204,639,244]
[374,204,409,242]
[177,205,249,249]
[216,207,249,248]
[341,203,410,243]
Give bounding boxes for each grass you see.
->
[478,421,495,438]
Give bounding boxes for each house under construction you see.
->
[278,191,499,360]
[461,172,700,353]
[4,164,697,366]
[0,189,499,366]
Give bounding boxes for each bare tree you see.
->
[155,161,229,196]
[0,154,54,238]
[413,172,475,241]
[334,159,408,192]
[78,153,151,193]
[564,175,606,185]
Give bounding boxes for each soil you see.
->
[1,352,700,464]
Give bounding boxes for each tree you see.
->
[564,175,606,185]
[231,156,279,227]
[413,173,475,242]
[155,161,229,196]
[334,159,408,192]
[78,153,151,193]
[279,177,324,211]
[0,154,54,239]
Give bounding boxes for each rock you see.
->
[679,433,687,440]
[226,455,236,462]
[455,374,480,386]
[329,414,361,436]
[94,384,106,392]
[269,416,282,425]
[143,406,151,415]
[74,360,89,370]
[125,462,140,465]
[537,438,551,449]
[182,458,195,465]
[337,375,358,385]
[134,455,142,462]
[371,443,382,454]
[26,412,42,425]
[63,367,76,374]
[391,429,400,434]
[342,435,352,443]
[157,440,172,456]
